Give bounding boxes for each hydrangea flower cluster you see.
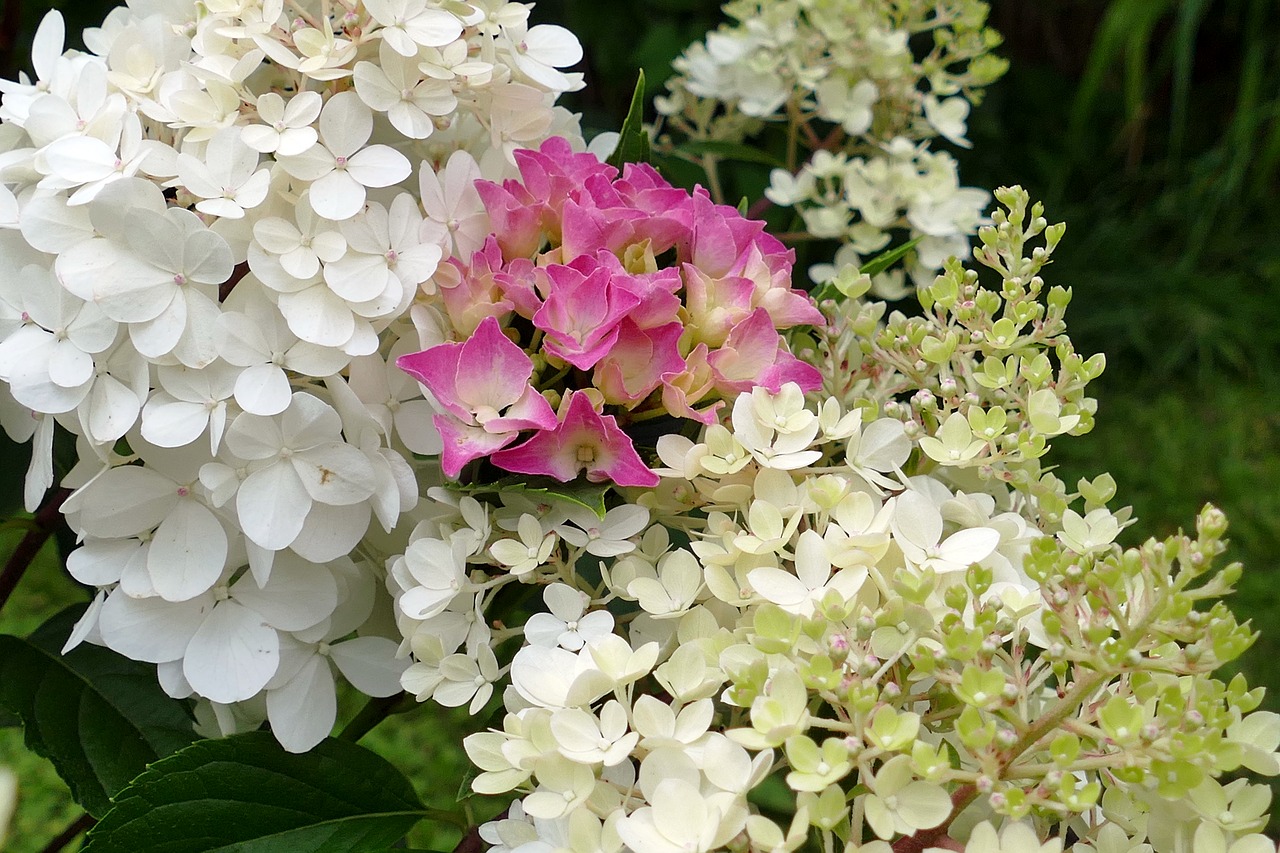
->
[656,0,1008,296]
[384,190,1279,852]
[396,136,825,487]
[0,0,587,752]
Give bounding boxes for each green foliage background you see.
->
[2,0,1278,848]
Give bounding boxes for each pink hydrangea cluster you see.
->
[398,137,823,487]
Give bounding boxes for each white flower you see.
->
[961,821,1063,853]
[891,489,1000,574]
[276,92,412,221]
[241,91,321,156]
[556,504,648,558]
[176,126,270,219]
[96,553,338,704]
[140,361,238,453]
[747,528,867,615]
[504,23,584,92]
[354,42,456,139]
[524,583,614,651]
[364,0,463,57]
[215,285,351,417]
[550,701,638,766]
[616,779,740,853]
[923,95,972,148]
[417,150,490,258]
[251,196,347,283]
[434,643,500,713]
[816,77,878,135]
[219,391,378,552]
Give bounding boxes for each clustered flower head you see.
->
[0,0,589,752]
[657,0,1008,296]
[1,2,1276,851]
[396,135,825,487]
[384,190,1278,853]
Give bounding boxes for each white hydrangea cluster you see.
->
[0,0,586,752]
[387,383,1074,850]
[656,0,1007,296]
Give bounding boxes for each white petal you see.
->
[267,655,336,753]
[98,589,211,663]
[289,500,370,562]
[236,462,311,551]
[141,397,210,447]
[308,170,366,221]
[346,145,411,189]
[277,286,356,347]
[66,539,137,586]
[183,600,280,704]
[148,499,228,602]
[330,636,407,696]
[231,553,336,632]
[233,363,292,416]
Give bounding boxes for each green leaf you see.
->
[0,607,197,817]
[607,70,651,168]
[452,476,612,518]
[82,733,434,853]
[812,236,925,302]
[675,139,787,169]
[860,235,924,278]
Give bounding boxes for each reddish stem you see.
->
[0,488,70,613]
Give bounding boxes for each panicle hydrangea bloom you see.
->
[656,0,1008,296]
[379,191,1278,853]
[396,135,825,487]
[0,0,588,752]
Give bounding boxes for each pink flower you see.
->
[474,180,542,261]
[437,238,516,336]
[708,308,822,395]
[660,343,723,425]
[490,391,659,487]
[397,315,556,477]
[533,262,640,370]
[593,320,685,406]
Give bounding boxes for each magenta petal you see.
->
[435,415,521,478]
[490,392,659,487]
[396,344,471,422]
[485,385,557,433]
[453,316,536,414]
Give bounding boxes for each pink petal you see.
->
[490,392,658,487]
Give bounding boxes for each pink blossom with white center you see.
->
[396,315,555,477]
[489,391,659,488]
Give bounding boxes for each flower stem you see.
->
[337,692,413,742]
[39,812,95,853]
[0,488,70,615]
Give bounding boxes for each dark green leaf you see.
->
[675,139,787,169]
[0,607,196,817]
[82,733,433,853]
[607,70,651,168]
